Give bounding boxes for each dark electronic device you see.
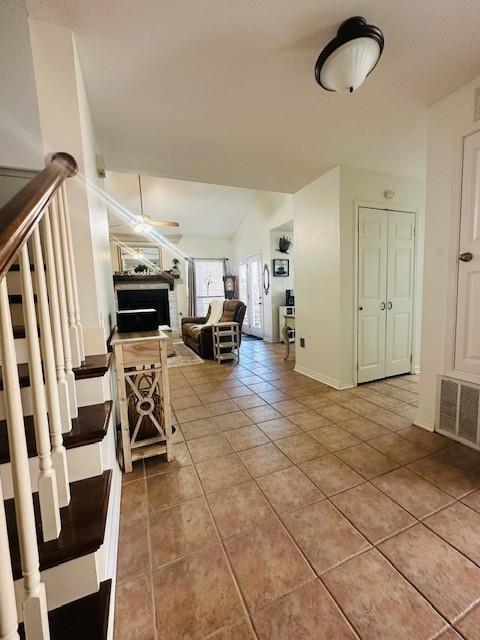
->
[117,308,158,333]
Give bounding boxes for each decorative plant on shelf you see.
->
[134,264,148,273]
[171,257,181,276]
[278,235,292,254]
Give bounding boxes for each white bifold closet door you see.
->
[357,207,415,384]
[455,129,480,375]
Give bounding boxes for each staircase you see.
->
[0,154,121,640]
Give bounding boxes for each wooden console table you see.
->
[111,328,173,472]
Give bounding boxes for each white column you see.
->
[0,475,20,640]
[32,227,71,507]
[41,210,72,432]
[0,278,50,640]
[20,245,61,542]
[57,187,81,368]
[61,184,85,362]
[49,195,78,419]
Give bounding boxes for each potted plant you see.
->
[278,235,292,254]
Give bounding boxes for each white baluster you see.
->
[57,187,81,368]
[20,245,61,542]
[0,475,20,640]
[32,227,70,507]
[42,210,72,432]
[0,278,50,640]
[60,184,85,362]
[49,196,78,419]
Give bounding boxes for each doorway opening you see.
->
[356,206,417,384]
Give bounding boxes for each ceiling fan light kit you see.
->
[315,16,384,94]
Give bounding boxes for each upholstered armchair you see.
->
[181,299,246,359]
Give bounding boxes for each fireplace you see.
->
[117,288,170,326]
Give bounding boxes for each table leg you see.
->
[283,321,290,360]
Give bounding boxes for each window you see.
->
[194,259,225,315]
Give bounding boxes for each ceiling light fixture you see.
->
[315,16,384,94]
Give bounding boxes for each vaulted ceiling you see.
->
[27,0,480,192]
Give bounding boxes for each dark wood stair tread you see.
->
[0,354,112,389]
[9,264,44,272]
[0,401,113,465]
[8,294,38,304]
[12,325,40,340]
[6,471,112,580]
[19,579,112,640]
[73,353,112,379]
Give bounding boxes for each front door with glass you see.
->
[239,254,264,338]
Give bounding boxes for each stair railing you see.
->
[0,152,80,640]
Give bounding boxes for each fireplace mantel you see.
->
[113,272,175,290]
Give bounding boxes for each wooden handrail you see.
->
[0,152,77,279]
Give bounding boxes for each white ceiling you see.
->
[27,0,480,192]
[105,170,259,238]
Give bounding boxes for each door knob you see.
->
[358,306,363,311]
[387,301,393,310]
[380,302,386,310]
[459,252,473,262]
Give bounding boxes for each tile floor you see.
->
[114,338,480,640]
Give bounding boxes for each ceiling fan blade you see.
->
[151,220,180,227]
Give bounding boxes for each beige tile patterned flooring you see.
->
[114,339,480,640]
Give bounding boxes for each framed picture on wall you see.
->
[273,258,289,277]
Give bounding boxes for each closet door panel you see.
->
[357,208,388,383]
[386,212,415,377]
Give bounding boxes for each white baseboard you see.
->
[294,365,354,390]
[412,415,434,432]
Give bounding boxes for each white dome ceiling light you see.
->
[315,17,384,94]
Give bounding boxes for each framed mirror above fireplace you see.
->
[118,243,162,272]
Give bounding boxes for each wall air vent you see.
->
[437,375,480,450]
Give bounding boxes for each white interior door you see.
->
[455,129,480,375]
[357,208,388,383]
[240,254,264,338]
[357,207,415,384]
[385,211,415,377]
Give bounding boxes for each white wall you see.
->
[294,167,342,385]
[74,43,115,335]
[232,191,293,341]
[293,166,425,389]
[339,166,425,387]
[417,75,480,430]
[0,1,42,170]
[29,20,113,353]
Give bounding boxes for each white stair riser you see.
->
[10,304,25,325]
[14,338,28,364]
[6,271,33,295]
[15,553,99,620]
[76,375,112,406]
[0,414,113,499]
[0,377,111,419]
[1,443,103,501]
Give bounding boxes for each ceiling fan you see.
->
[134,174,179,233]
